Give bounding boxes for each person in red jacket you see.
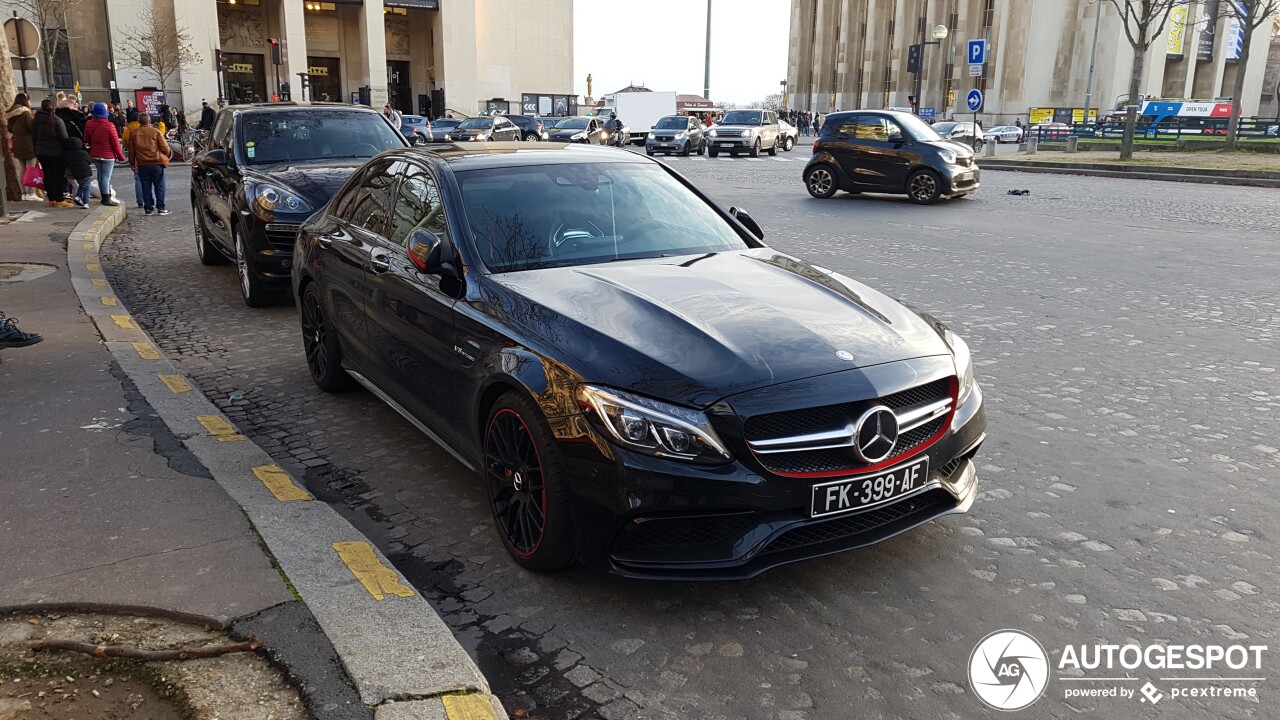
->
[83,103,125,206]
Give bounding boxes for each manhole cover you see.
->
[0,262,57,283]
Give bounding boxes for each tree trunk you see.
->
[0,23,22,206]
[1225,18,1254,151]
[1120,42,1147,161]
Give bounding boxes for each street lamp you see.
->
[910,24,949,116]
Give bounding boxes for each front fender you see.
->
[805,152,851,187]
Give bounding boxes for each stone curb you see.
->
[980,160,1280,188]
[66,205,507,719]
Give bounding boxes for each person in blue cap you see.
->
[84,102,126,206]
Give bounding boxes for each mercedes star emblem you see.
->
[836,350,855,362]
[852,405,899,463]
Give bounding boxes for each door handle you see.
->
[369,250,391,273]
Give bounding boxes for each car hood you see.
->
[549,129,587,137]
[242,162,363,208]
[484,249,951,407]
[711,124,762,133]
[924,139,976,158]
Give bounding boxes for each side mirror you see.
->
[200,148,227,167]
[407,228,455,275]
[729,207,764,241]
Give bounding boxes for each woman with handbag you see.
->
[33,99,74,208]
[5,93,40,201]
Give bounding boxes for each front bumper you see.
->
[245,215,307,285]
[944,163,981,196]
[557,365,987,580]
[646,138,687,152]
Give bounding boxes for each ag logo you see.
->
[969,629,1050,711]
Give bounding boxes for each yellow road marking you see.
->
[83,242,94,250]
[158,374,192,393]
[197,414,237,436]
[442,693,500,720]
[332,542,415,600]
[84,254,97,261]
[253,465,312,501]
[91,278,107,287]
[111,315,135,329]
[100,296,118,306]
[217,434,247,442]
[132,342,161,360]
[86,263,100,272]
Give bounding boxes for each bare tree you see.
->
[115,2,202,94]
[11,0,81,93]
[1220,0,1280,148]
[1104,0,1184,160]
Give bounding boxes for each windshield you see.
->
[554,117,590,129]
[457,162,749,272]
[896,114,945,141]
[458,118,492,130]
[238,110,405,164]
[654,117,689,129]
[931,122,958,133]
[434,120,461,129]
[719,110,762,126]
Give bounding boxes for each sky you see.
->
[573,0,790,106]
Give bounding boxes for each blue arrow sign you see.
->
[968,39,987,64]
[966,89,983,112]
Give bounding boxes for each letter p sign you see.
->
[968,39,987,65]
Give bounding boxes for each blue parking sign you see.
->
[968,39,987,65]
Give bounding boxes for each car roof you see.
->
[395,143,652,171]
[226,102,381,115]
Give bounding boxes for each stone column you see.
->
[279,0,309,100]
[359,0,389,108]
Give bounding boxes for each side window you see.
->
[835,116,860,137]
[854,116,902,142]
[336,160,399,237]
[211,113,233,150]
[387,163,451,248]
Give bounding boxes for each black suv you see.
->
[803,110,980,204]
[191,103,408,306]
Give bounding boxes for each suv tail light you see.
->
[812,140,818,152]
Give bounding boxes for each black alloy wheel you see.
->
[194,205,226,266]
[484,393,575,571]
[300,284,353,392]
[234,225,282,307]
[906,169,943,205]
[805,165,838,199]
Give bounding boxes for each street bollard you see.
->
[1066,136,1078,153]
[984,141,996,157]
[1026,137,1038,155]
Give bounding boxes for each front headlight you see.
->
[251,184,311,218]
[937,147,957,164]
[674,132,686,139]
[707,129,718,137]
[944,329,976,404]
[576,385,731,464]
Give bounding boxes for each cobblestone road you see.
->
[103,153,1280,720]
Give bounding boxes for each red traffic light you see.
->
[908,95,917,106]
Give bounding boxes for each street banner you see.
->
[1167,4,1188,58]
[1225,1,1245,62]
[1197,0,1219,61]
[134,90,165,117]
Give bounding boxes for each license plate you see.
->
[810,457,930,518]
[956,172,972,182]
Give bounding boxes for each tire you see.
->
[766,138,778,156]
[234,225,282,308]
[782,136,795,151]
[300,283,353,393]
[194,205,227,266]
[708,149,719,157]
[680,141,690,157]
[906,169,943,205]
[697,140,706,156]
[749,138,761,158]
[805,164,838,199]
[484,392,576,571]
[646,150,654,156]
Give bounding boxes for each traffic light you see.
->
[908,95,917,107]
[267,38,282,66]
[215,49,228,72]
[907,44,922,74]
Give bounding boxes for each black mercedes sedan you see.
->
[291,144,986,579]
[191,103,408,306]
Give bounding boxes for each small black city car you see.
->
[190,103,409,306]
[292,143,986,579]
[804,110,980,204]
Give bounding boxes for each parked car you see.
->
[1027,122,1070,140]
[190,103,409,307]
[777,119,799,151]
[803,110,980,204]
[708,109,781,157]
[419,118,461,143]
[645,115,706,156]
[446,116,521,142]
[546,116,606,144]
[932,121,984,151]
[399,115,430,145]
[507,115,548,141]
[292,143,986,578]
[983,125,1023,144]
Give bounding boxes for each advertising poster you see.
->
[1226,1,1245,62]
[134,90,165,117]
[1197,0,1219,61]
[1167,3,1188,58]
